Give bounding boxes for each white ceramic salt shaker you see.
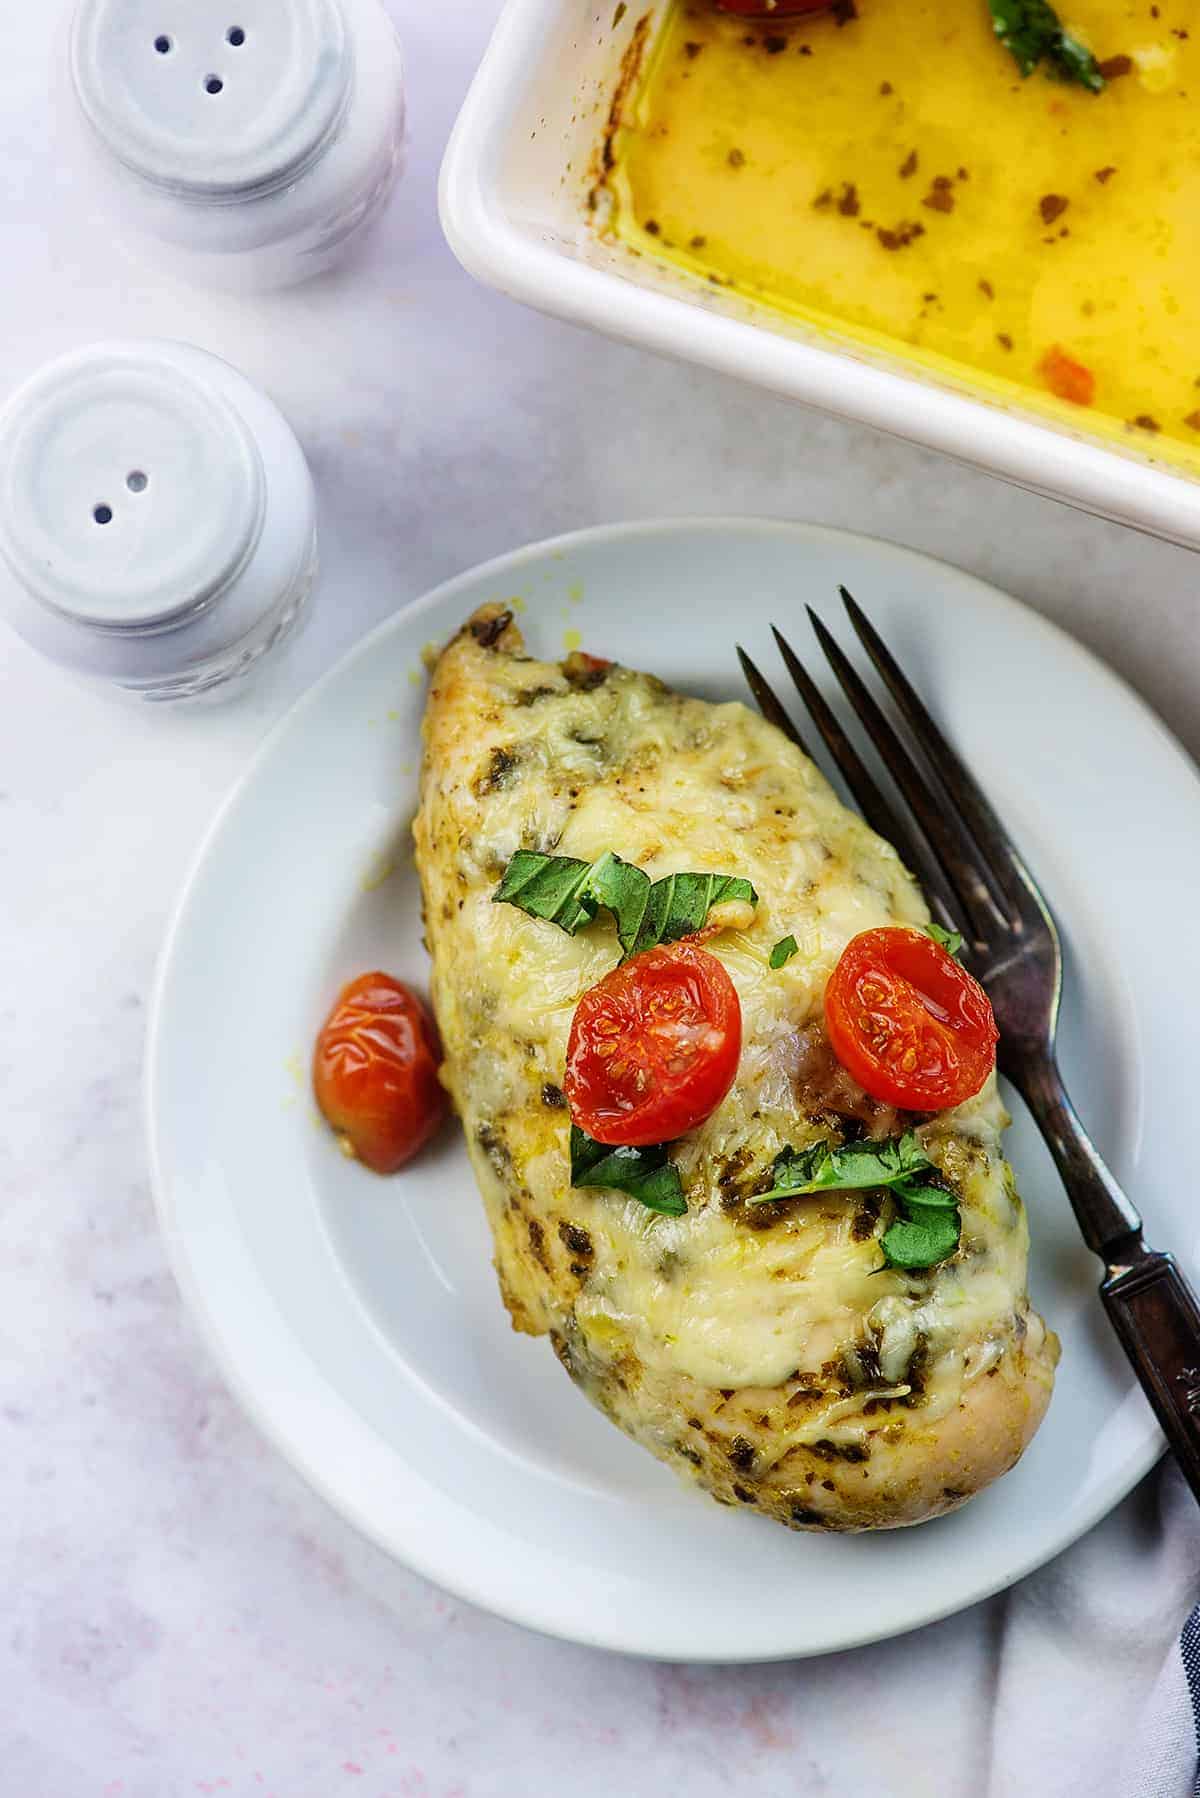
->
[68,0,406,289]
[0,340,317,702]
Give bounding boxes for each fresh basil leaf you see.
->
[881,1203,962,1270]
[746,1129,962,1266]
[893,1177,958,1210]
[580,852,652,954]
[747,1132,961,1268]
[628,872,758,959]
[493,851,757,958]
[570,1123,687,1216]
[769,934,799,970]
[749,1141,826,1200]
[492,850,601,935]
[746,1131,934,1205]
[986,0,1104,91]
[925,922,964,959]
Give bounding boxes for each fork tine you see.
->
[839,587,1037,920]
[769,626,961,933]
[806,607,1010,941]
[736,645,813,760]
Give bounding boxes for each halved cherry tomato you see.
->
[314,973,447,1174]
[565,940,742,1145]
[716,1,831,14]
[824,927,997,1112]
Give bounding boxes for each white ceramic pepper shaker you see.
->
[0,340,317,702]
[68,0,406,289]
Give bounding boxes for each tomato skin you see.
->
[1040,345,1095,407]
[824,928,998,1112]
[715,1,831,14]
[314,973,447,1174]
[565,940,742,1146]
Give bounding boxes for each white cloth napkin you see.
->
[986,1460,1200,1797]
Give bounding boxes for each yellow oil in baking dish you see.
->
[606,1,1200,465]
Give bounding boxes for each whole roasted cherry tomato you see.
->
[565,940,742,1145]
[715,1,832,15]
[314,973,447,1174]
[824,927,997,1112]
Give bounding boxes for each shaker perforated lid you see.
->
[0,340,318,695]
[0,342,265,629]
[70,0,352,200]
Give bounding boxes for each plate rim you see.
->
[146,516,1174,1661]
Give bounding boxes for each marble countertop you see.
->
[5,4,1200,1794]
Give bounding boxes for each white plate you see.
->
[147,519,1200,1662]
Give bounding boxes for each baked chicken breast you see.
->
[414,605,1058,1531]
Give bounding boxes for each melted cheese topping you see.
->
[416,624,1042,1426]
[572,1088,1027,1392]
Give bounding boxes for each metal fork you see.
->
[738,589,1200,1504]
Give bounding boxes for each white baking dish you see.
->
[441,0,1200,550]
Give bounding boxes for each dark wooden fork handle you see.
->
[1101,1250,1200,1501]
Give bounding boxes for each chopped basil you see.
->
[886,1179,958,1210]
[925,921,964,958]
[747,1131,934,1205]
[1049,29,1105,89]
[625,870,758,959]
[747,1130,961,1271]
[986,0,1104,91]
[493,850,757,959]
[769,934,799,970]
[570,1124,687,1216]
[881,1201,962,1270]
[585,852,652,953]
[492,849,603,935]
